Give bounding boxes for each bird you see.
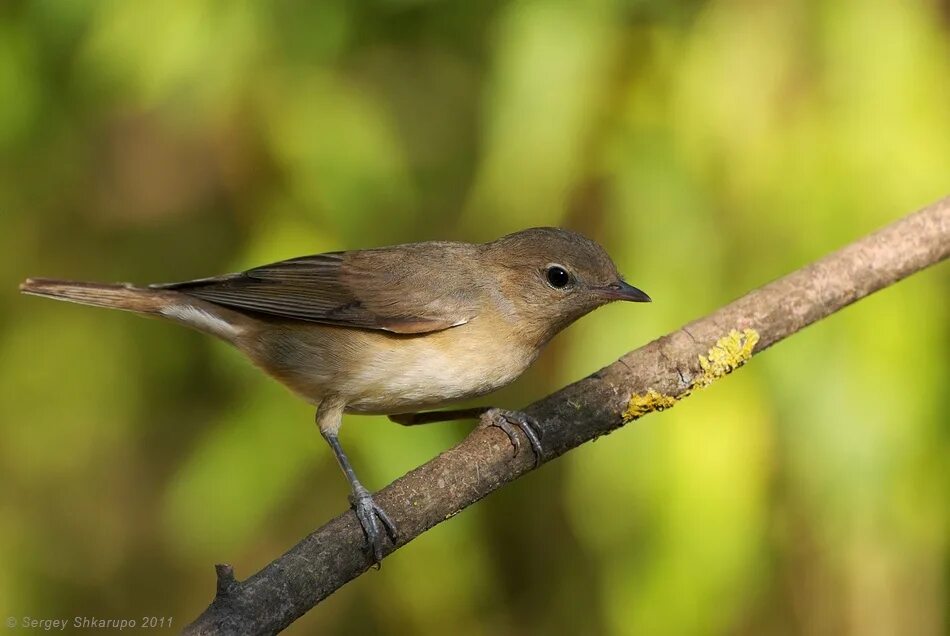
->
[19,227,650,563]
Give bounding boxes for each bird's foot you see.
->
[349,484,397,567]
[479,408,543,467]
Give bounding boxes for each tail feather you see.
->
[19,278,245,341]
[19,278,170,313]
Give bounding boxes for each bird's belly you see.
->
[246,320,538,414]
[343,330,536,413]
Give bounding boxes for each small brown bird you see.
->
[20,228,649,561]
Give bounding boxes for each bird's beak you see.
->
[596,280,652,303]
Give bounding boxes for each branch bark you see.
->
[185,197,950,635]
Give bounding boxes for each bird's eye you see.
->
[545,265,571,289]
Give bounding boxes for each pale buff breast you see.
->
[244,314,540,413]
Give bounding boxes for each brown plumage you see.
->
[20,227,650,562]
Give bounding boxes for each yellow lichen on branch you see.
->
[622,389,677,420]
[693,328,760,388]
[622,328,760,422]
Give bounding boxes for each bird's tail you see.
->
[20,278,172,313]
[19,278,246,341]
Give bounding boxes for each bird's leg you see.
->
[389,407,543,467]
[317,400,396,565]
[325,433,397,563]
[388,407,489,425]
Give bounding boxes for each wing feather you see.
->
[152,244,481,334]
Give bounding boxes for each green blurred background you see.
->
[1,0,948,634]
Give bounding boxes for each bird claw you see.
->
[349,486,397,567]
[479,408,543,467]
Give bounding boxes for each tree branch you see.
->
[186,197,949,635]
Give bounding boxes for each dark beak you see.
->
[597,280,652,303]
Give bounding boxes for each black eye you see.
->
[545,265,571,289]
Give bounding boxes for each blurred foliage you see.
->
[1,0,948,634]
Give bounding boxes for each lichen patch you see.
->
[693,328,760,389]
[622,389,678,421]
[621,328,760,422]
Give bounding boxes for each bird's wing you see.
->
[152,244,482,334]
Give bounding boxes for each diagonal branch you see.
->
[185,196,950,635]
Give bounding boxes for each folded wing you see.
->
[152,244,481,334]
